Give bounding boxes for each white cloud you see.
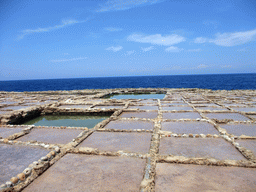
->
[97,0,165,12]
[194,37,208,44]
[194,29,256,47]
[18,19,87,39]
[209,29,256,47]
[165,46,183,52]
[106,46,123,52]
[126,50,135,55]
[50,57,87,63]
[104,27,123,32]
[141,46,154,52]
[128,33,185,46]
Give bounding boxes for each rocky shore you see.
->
[1,88,256,191]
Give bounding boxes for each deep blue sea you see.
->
[0,74,255,92]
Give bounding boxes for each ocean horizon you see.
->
[0,73,255,92]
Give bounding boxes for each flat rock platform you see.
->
[0,88,256,191]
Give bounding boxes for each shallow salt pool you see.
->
[23,115,109,128]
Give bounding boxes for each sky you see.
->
[0,0,256,80]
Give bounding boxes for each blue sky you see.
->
[0,0,255,80]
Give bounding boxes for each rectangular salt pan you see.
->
[155,163,256,192]
[58,105,92,109]
[220,124,256,136]
[104,120,154,131]
[162,106,193,111]
[23,154,146,192]
[128,106,158,110]
[110,94,165,99]
[0,127,24,138]
[120,112,158,119]
[159,137,245,160]
[1,105,32,110]
[161,122,219,135]
[17,128,83,144]
[231,107,256,112]
[94,105,124,109]
[196,107,228,111]
[204,113,249,121]
[78,132,152,153]
[163,112,201,120]
[236,139,256,156]
[0,144,49,183]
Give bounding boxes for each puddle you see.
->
[109,94,165,100]
[128,105,158,110]
[120,112,158,119]
[23,115,109,128]
[163,112,201,120]
[220,124,256,136]
[162,106,193,111]
[104,120,154,131]
[161,122,219,135]
[58,104,92,109]
[159,137,245,160]
[204,113,249,121]
[0,144,48,184]
[78,132,152,153]
[237,140,256,156]
[155,163,256,192]
[0,127,24,138]
[17,128,83,144]
[23,154,145,192]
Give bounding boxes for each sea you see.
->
[0,73,255,92]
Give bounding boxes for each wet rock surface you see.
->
[0,88,256,191]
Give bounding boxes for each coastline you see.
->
[1,88,256,191]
